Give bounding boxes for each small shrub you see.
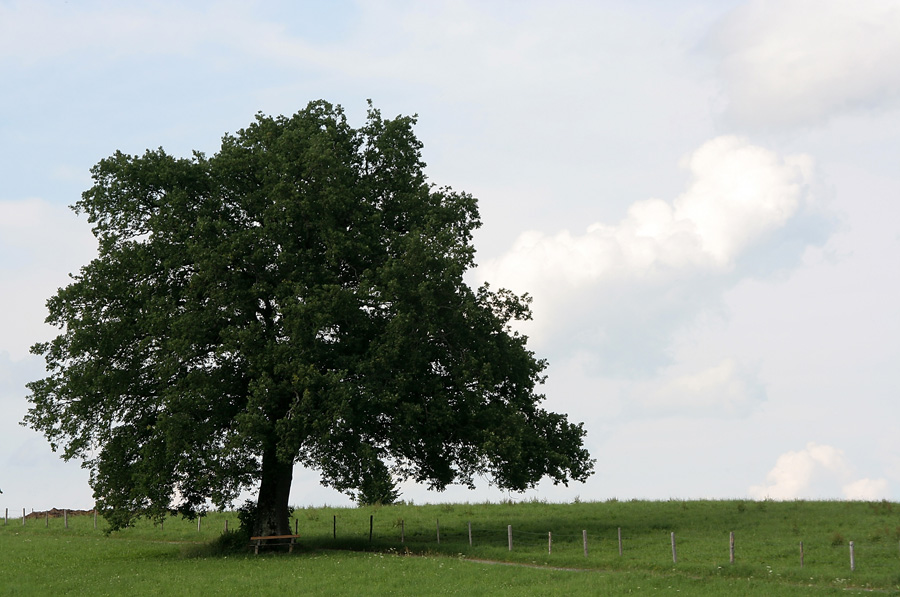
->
[184,529,251,557]
[236,500,258,533]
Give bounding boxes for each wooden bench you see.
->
[249,534,301,554]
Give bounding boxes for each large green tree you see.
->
[25,101,593,537]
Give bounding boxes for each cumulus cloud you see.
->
[749,442,890,500]
[709,0,900,128]
[481,135,813,291]
[477,136,819,374]
[843,478,890,501]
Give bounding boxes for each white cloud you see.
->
[481,135,813,293]
[710,0,900,128]
[842,478,890,501]
[749,443,848,500]
[476,136,818,373]
[749,442,890,500]
[674,137,813,264]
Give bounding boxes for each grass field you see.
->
[2,499,899,595]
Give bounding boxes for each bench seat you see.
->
[249,534,301,554]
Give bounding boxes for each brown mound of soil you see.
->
[24,508,94,520]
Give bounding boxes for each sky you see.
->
[1,0,899,511]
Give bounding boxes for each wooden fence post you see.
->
[22,508,25,526]
[436,519,440,544]
[730,531,735,564]
[401,519,405,543]
[508,525,513,551]
[618,527,623,556]
[468,521,472,546]
[849,541,856,572]
[548,531,552,555]
[197,515,202,532]
[4,508,7,525]
[583,530,588,557]
[64,509,68,529]
[671,532,677,564]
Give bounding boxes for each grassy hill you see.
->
[2,499,898,595]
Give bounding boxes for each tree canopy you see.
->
[25,101,593,536]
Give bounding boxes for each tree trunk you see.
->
[254,446,294,540]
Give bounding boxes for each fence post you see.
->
[22,508,25,526]
[45,512,49,527]
[618,527,623,556]
[197,515,202,532]
[548,531,552,555]
[800,541,804,568]
[730,531,735,564]
[583,530,588,557]
[671,532,677,564]
[849,541,856,572]
[401,519,405,543]
[468,521,472,547]
[436,519,440,544]
[4,508,7,525]
[64,509,68,529]
[508,525,513,551]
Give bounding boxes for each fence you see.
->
[302,512,900,573]
[6,506,899,574]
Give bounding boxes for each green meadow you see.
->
[2,500,899,595]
